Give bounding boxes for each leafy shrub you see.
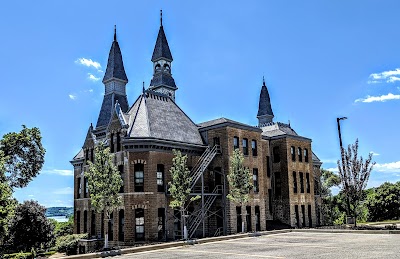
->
[3,252,32,259]
[333,212,346,225]
[56,233,88,255]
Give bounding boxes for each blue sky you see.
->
[1,1,400,207]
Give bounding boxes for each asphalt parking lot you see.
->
[119,232,400,259]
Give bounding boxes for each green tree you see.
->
[0,126,45,244]
[168,149,198,240]
[49,215,74,237]
[0,125,46,189]
[366,182,400,222]
[7,200,55,252]
[337,139,375,226]
[227,148,253,232]
[85,142,122,249]
[320,169,341,225]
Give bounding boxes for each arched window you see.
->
[119,210,124,241]
[298,147,302,162]
[273,146,280,163]
[304,148,309,163]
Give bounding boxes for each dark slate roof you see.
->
[257,81,274,117]
[126,90,203,145]
[96,93,129,128]
[73,148,84,160]
[102,37,128,83]
[150,72,177,89]
[151,25,173,62]
[261,122,299,137]
[198,117,262,132]
[312,152,322,164]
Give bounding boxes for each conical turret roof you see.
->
[151,18,173,62]
[103,27,128,83]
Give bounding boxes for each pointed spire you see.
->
[142,81,145,93]
[103,26,128,83]
[151,11,173,62]
[257,78,274,126]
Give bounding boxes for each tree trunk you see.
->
[242,221,245,233]
[104,218,109,249]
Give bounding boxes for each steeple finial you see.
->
[114,25,117,41]
[142,81,145,93]
[263,76,265,86]
[160,9,163,26]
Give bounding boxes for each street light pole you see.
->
[337,117,351,221]
[336,117,347,151]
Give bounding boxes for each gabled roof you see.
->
[96,93,129,128]
[103,29,128,83]
[151,25,173,62]
[126,90,203,145]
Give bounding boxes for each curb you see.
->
[293,228,400,235]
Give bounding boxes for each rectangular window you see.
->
[246,206,252,232]
[266,156,271,177]
[293,171,298,193]
[77,178,81,198]
[84,210,88,233]
[76,211,81,234]
[295,205,300,228]
[118,165,124,193]
[268,189,272,213]
[301,205,306,227]
[116,133,121,152]
[308,205,312,227]
[110,133,114,153]
[158,208,165,241]
[233,136,239,150]
[90,148,94,162]
[255,206,261,231]
[291,146,296,161]
[242,138,249,155]
[251,140,257,156]
[236,206,242,233]
[157,164,165,192]
[298,147,302,162]
[91,211,96,237]
[304,148,309,163]
[108,212,114,241]
[213,137,220,146]
[134,163,144,192]
[273,146,280,163]
[275,172,281,197]
[300,172,304,193]
[253,168,259,193]
[119,210,124,241]
[306,173,310,193]
[84,177,88,198]
[85,149,89,161]
[135,209,145,241]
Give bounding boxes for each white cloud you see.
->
[53,187,74,195]
[321,158,338,164]
[371,151,380,156]
[374,161,400,173]
[75,58,102,71]
[69,94,77,100]
[28,194,34,197]
[324,167,339,172]
[355,93,400,103]
[88,73,101,81]
[43,169,73,176]
[368,68,400,84]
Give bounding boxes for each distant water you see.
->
[47,216,69,222]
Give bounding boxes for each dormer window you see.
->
[164,64,170,71]
[155,64,161,71]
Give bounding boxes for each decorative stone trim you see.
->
[132,159,147,165]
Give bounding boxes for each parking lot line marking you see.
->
[216,241,338,249]
[177,249,285,258]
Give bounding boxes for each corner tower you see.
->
[96,26,129,128]
[149,10,177,101]
[257,77,274,126]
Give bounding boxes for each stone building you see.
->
[71,16,322,246]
